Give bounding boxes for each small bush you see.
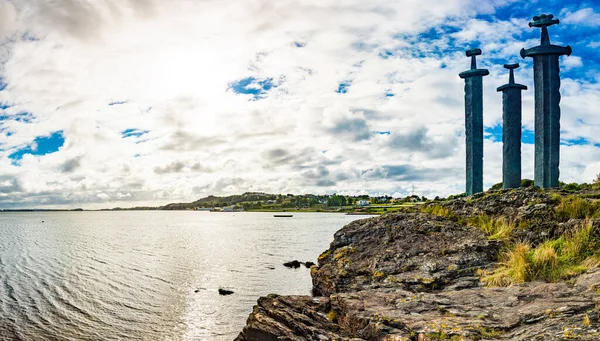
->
[489,182,503,191]
[561,182,591,191]
[549,193,563,204]
[447,193,466,200]
[521,179,534,187]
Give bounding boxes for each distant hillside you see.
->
[155,192,412,213]
[161,192,279,210]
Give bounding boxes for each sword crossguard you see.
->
[466,48,482,70]
[496,62,526,91]
[504,63,519,84]
[466,48,482,57]
[529,14,559,28]
[529,14,560,45]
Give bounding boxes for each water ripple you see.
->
[0,211,373,340]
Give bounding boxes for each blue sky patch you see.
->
[561,136,590,146]
[9,131,65,164]
[381,3,599,82]
[294,41,306,48]
[336,81,352,94]
[122,129,150,138]
[378,50,394,59]
[377,131,391,135]
[0,112,35,123]
[109,101,127,106]
[484,125,502,142]
[522,129,534,144]
[14,112,35,123]
[485,2,599,82]
[0,77,6,91]
[485,125,536,145]
[229,77,274,100]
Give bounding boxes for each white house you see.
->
[357,200,370,206]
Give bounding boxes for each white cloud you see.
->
[0,1,17,40]
[563,56,583,69]
[563,8,600,26]
[97,193,110,200]
[0,0,597,208]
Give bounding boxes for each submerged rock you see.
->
[218,288,234,296]
[283,260,301,268]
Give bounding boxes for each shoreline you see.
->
[235,187,600,340]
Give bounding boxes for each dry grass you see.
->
[482,220,600,286]
[468,214,515,241]
[482,243,530,286]
[554,196,600,221]
[422,205,451,217]
[422,205,465,224]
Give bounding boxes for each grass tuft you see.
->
[326,310,337,322]
[468,214,514,241]
[481,220,600,286]
[422,205,465,224]
[583,313,591,326]
[554,196,600,221]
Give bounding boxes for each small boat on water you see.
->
[274,214,293,218]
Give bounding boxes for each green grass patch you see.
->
[554,196,600,221]
[481,220,600,286]
[422,205,465,224]
[468,214,514,241]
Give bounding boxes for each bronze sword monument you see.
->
[497,64,527,189]
[521,14,572,188]
[459,48,489,196]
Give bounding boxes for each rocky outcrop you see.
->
[432,188,560,245]
[236,188,600,341]
[312,213,500,296]
[236,272,600,340]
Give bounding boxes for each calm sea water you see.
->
[0,211,372,341]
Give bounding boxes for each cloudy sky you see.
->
[0,0,599,209]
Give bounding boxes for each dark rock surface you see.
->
[283,260,302,269]
[236,188,600,341]
[430,187,561,246]
[236,272,600,340]
[219,288,234,296]
[312,213,500,296]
